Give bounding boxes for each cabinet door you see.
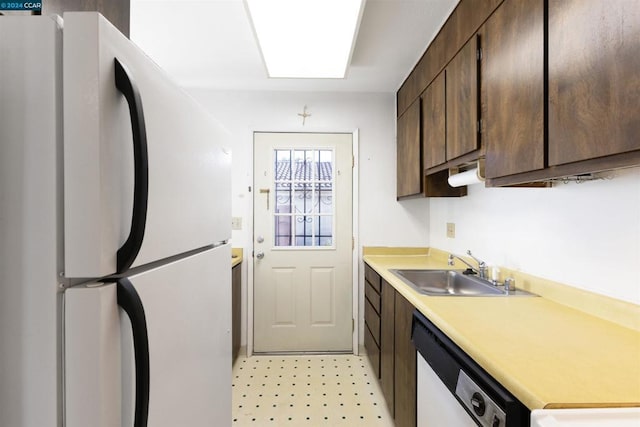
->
[394,292,417,427]
[483,0,544,179]
[397,99,422,198]
[365,299,381,348]
[380,279,396,416]
[364,320,381,379]
[446,36,479,161]
[232,264,241,362]
[422,72,446,170]
[364,263,381,293]
[549,0,640,166]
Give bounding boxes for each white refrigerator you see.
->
[0,12,232,427]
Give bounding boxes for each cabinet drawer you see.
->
[365,264,381,292]
[364,323,381,379]
[365,280,381,314]
[365,298,381,347]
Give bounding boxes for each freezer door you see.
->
[0,16,62,427]
[65,245,231,427]
[63,12,231,278]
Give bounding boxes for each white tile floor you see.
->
[232,354,394,426]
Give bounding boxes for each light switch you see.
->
[232,217,242,230]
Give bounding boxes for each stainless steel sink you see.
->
[390,269,537,297]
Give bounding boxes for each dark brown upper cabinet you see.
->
[396,99,423,198]
[445,36,480,162]
[548,0,640,167]
[398,84,466,199]
[421,71,468,197]
[422,72,446,170]
[399,0,640,188]
[397,0,504,117]
[482,0,545,180]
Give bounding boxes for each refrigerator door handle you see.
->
[117,278,150,427]
[114,58,149,273]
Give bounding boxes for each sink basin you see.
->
[390,269,536,297]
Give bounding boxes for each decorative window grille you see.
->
[273,149,334,248]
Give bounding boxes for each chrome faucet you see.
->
[448,250,488,279]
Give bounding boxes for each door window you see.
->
[273,149,334,248]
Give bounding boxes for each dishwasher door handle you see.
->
[470,392,486,416]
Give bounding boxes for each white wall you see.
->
[429,167,640,305]
[188,89,430,250]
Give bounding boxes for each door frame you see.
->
[246,129,360,356]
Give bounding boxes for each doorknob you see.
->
[256,252,264,259]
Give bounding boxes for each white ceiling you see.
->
[130,0,459,92]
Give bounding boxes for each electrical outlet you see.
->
[446,222,455,238]
[232,217,242,230]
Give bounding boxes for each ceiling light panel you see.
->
[245,0,365,78]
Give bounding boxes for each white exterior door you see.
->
[253,133,353,352]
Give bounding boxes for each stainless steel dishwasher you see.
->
[412,311,530,427]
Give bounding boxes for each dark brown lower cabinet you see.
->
[394,291,417,427]
[364,264,382,378]
[364,322,380,378]
[380,278,417,427]
[380,279,396,415]
[232,263,241,362]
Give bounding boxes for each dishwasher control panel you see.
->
[456,370,506,427]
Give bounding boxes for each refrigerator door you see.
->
[0,16,63,427]
[65,245,231,427]
[63,12,231,278]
